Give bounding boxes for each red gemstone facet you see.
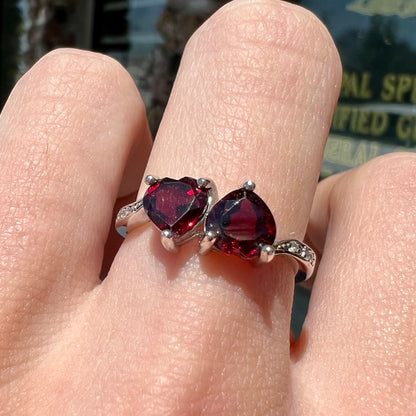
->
[205,188,276,259]
[143,177,209,238]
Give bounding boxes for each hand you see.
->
[1,1,415,414]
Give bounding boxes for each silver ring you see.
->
[115,177,316,281]
[115,199,145,238]
[274,240,315,282]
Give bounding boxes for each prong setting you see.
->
[199,230,217,255]
[161,229,178,252]
[145,175,159,186]
[243,180,256,192]
[259,244,275,264]
[197,178,211,189]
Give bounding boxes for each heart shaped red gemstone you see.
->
[205,188,276,259]
[143,177,209,238]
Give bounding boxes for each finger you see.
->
[101,125,153,279]
[0,49,151,351]
[298,171,344,290]
[293,153,416,415]
[103,0,341,413]
[118,128,152,199]
[101,191,142,279]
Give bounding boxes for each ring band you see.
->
[115,176,316,281]
[116,199,145,238]
[274,240,315,282]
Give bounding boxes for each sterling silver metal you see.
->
[243,180,255,192]
[115,199,147,238]
[199,230,217,255]
[273,240,315,281]
[145,174,158,186]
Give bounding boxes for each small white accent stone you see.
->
[303,250,312,261]
[288,241,300,253]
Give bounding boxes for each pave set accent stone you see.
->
[275,240,316,265]
[116,201,142,222]
[142,177,209,239]
[205,187,276,260]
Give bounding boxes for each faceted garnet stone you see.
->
[205,188,276,259]
[143,177,209,238]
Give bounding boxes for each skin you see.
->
[0,0,415,414]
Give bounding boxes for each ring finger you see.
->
[100,0,341,413]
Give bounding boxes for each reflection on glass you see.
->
[299,0,416,176]
[94,0,230,135]
[1,0,93,108]
[2,0,415,173]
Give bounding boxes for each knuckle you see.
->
[0,50,140,269]
[0,48,140,201]
[187,0,339,67]
[355,152,416,202]
[333,152,416,288]
[177,0,341,181]
[22,48,133,108]
[333,152,416,211]
[5,49,138,161]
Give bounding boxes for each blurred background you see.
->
[2,0,416,173]
[1,0,416,335]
